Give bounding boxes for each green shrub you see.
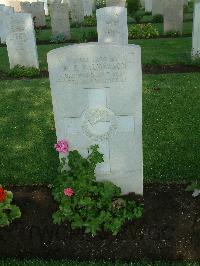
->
[134,10,145,23]
[165,30,181,37]
[0,185,21,227]
[96,0,106,8]
[52,144,143,236]
[50,34,67,43]
[152,14,163,23]
[82,15,97,27]
[70,22,81,28]
[128,23,159,39]
[9,65,40,78]
[127,0,140,16]
[183,5,189,13]
[81,31,98,42]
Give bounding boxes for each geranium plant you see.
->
[0,186,21,227]
[52,140,143,236]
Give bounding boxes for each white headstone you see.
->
[20,2,32,13]
[70,0,84,23]
[92,0,96,11]
[0,5,14,44]
[164,0,183,34]
[192,0,200,57]
[47,44,143,195]
[41,0,48,15]
[145,0,152,12]
[152,0,163,15]
[6,13,39,69]
[48,0,61,4]
[31,2,46,27]
[106,0,126,7]
[97,7,128,45]
[83,0,93,16]
[50,3,70,39]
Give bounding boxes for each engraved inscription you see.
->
[57,55,128,84]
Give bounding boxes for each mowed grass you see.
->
[0,260,199,266]
[0,37,197,73]
[0,73,200,185]
[36,21,193,42]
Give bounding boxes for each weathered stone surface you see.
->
[47,44,143,195]
[6,13,39,69]
[106,0,126,7]
[152,0,163,15]
[192,0,200,57]
[31,2,46,27]
[83,0,93,16]
[97,7,128,45]
[20,2,32,13]
[0,5,14,44]
[50,3,70,39]
[145,0,152,12]
[70,0,84,23]
[164,0,183,34]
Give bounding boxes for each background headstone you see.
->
[6,13,39,68]
[164,0,183,34]
[31,2,46,27]
[83,0,93,16]
[152,0,163,15]
[192,0,200,57]
[0,5,14,43]
[106,0,126,7]
[145,0,152,12]
[97,7,128,45]
[70,0,84,23]
[50,3,70,39]
[47,44,143,195]
[20,2,32,13]
[41,0,48,15]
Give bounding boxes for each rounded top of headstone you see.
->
[96,6,127,13]
[47,43,141,58]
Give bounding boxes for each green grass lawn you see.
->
[36,26,97,42]
[36,21,193,43]
[0,73,199,186]
[0,37,197,73]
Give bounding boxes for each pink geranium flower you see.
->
[54,140,69,154]
[64,188,74,197]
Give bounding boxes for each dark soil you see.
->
[0,184,199,261]
[143,64,200,74]
[1,65,200,81]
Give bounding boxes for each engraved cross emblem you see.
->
[65,89,134,174]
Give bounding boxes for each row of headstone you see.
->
[49,0,94,18]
